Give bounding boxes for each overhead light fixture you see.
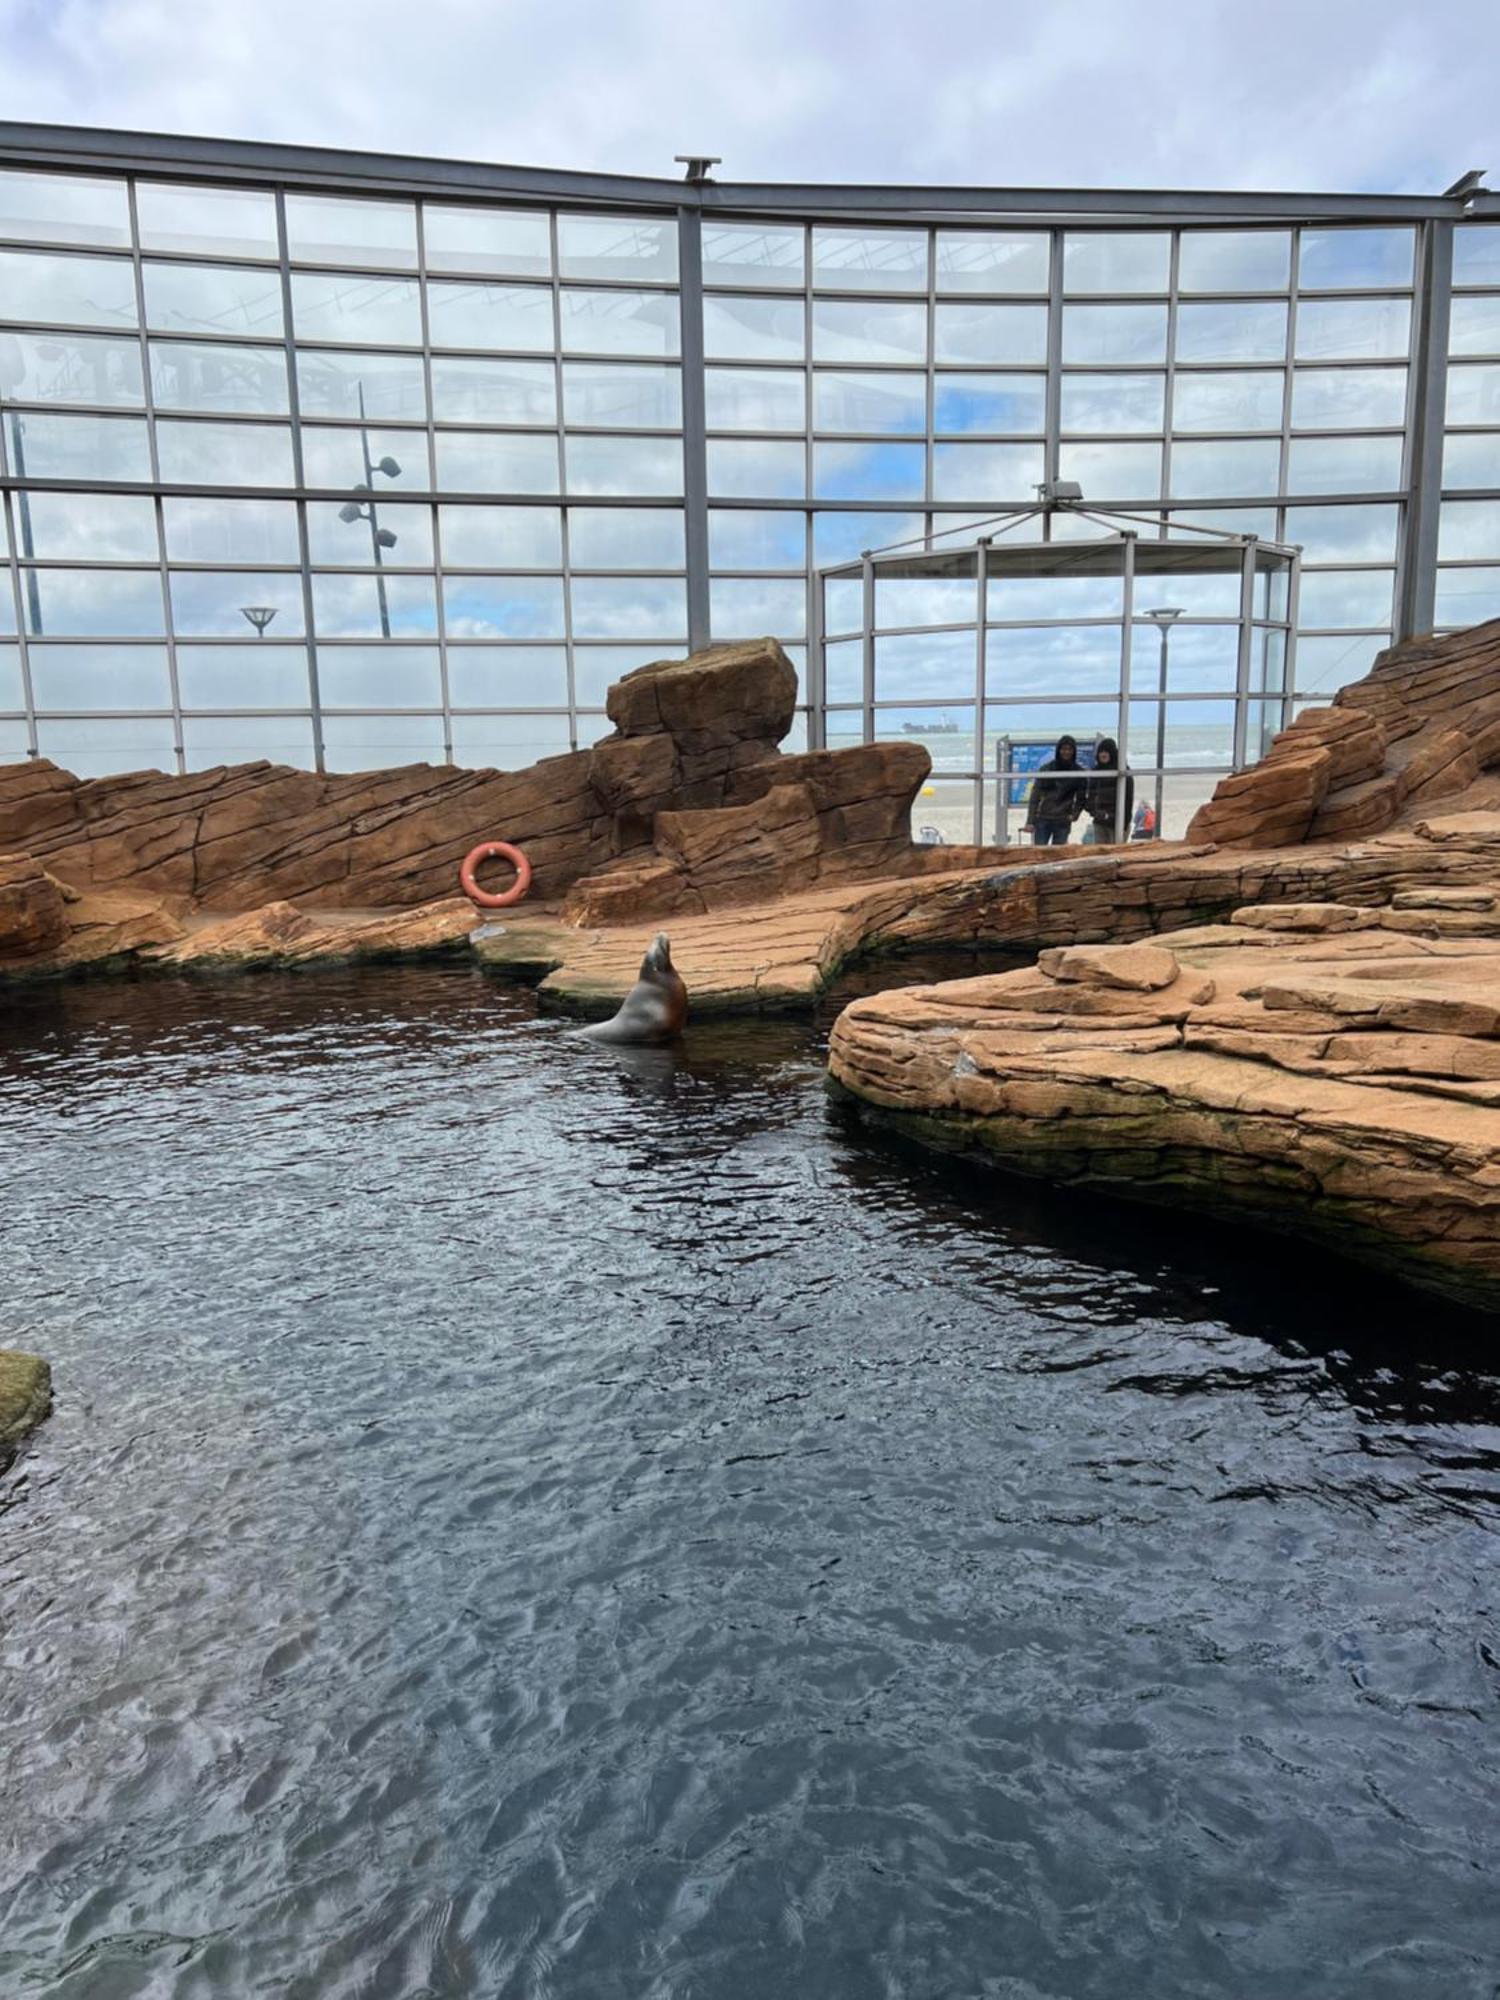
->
[1036,479,1084,506]
[241,605,277,637]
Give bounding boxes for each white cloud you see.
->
[0,0,1490,194]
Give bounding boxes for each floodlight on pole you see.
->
[341,382,401,638]
[1144,607,1185,835]
[241,605,277,637]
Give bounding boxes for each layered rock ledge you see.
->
[828,905,1500,1310]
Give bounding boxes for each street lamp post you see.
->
[241,605,278,637]
[1143,606,1183,839]
[337,383,400,639]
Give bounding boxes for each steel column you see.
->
[1398,218,1455,641]
[676,203,712,652]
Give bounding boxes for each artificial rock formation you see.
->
[828,903,1500,1310]
[0,1350,52,1466]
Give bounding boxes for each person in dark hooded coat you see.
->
[1023,734,1086,846]
[1082,736,1134,844]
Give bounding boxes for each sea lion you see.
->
[577,932,688,1047]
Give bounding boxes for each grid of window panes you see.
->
[0,158,1455,802]
[0,165,692,775]
[1437,224,1500,633]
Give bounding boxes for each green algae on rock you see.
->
[0,1350,53,1463]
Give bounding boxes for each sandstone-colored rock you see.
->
[0,1350,52,1462]
[0,852,69,960]
[1037,942,1183,991]
[149,897,478,971]
[1230,903,1382,932]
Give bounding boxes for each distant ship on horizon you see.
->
[902,713,962,735]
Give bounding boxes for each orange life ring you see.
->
[459,840,532,909]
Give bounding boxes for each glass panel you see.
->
[710,577,806,637]
[1435,567,1500,625]
[812,300,926,365]
[1286,434,1403,494]
[423,207,551,278]
[1292,632,1389,697]
[427,280,553,351]
[567,507,684,568]
[446,646,568,708]
[0,171,131,248]
[706,439,805,498]
[1171,370,1284,432]
[0,248,138,328]
[558,289,680,357]
[434,430,557,494]
[296,349,428,421]
[702,222,805,289]
[564,435,682,496]
[1059,373,1164,433]
[136,182,278,259]
[429,356,556,424]
[1126,622,1240,692]
[570,576,687,639]
[988,625,1125,699]
[812,511,923,565]
[824,643,862,703]
[930,441,1046,501]
[301,425,429,490]
[813,441,925,502]
[36,716,178,775]
[813,371,925,434]
[702,295,805,362]
[311,574,440,638]
[1453,228,1500,288]
[24,569,164,638]
[440,575,565,638]
[181,715,316,770]
[873,631,977,702]
[317,647,443,706]
[149,341,290,415]
[176,645,312,708]
[163,496,300,565]
[1177,231,1291,293]
[1061,304,1168,364]
[1298,227,1414,290]
[170,569,306,637]
[1063,233,1170,293]
[158,419,295,487]
[1296,297,1411,361]
[557,215,678,283]
[562,362,681,429]
[29,645,172,710]
[1290,366,1406,429]
[0,331,144,406]
[321,713,447,768]
[1169,437,1281,498]
[812,228,927,293]
[933,373,1045,434]
[1057,439,1161,498]
[307,499,433,566]
[572,645,675,706]
[450,714,572,765]
[439,504,561,568]
[1442,433,1500,490]
[1438,500,1500,561]
[0,646,25,708]
[823,578,864,634]
[6,411,150,481]
[290,272,421,346]
[1447,364,1500,426]
[934,231,1048,294]
[1176,301,1287,363]
[285,195,418,270]
[1450,295,1500,358]
[143,260,284,337]
[876,576,974,627]
[704,366,805,431]
[932,303,1046,366]
[1283,503,1400,563]
[1297,569,1394,627]
[989,573,1122,621]
[18,490,158,560]
[709,509,806,569]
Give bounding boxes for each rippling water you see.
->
[1,966,1498,1999]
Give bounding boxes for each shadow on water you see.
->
[2,961,1498,1999]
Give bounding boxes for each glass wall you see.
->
[0,149,1488,786]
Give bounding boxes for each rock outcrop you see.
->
[828,905,1500,1310]
[146,897,479,972]
[0,1350,52,1466]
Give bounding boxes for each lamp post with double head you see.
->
[338,383,400,639]
[1143,606,1183,839]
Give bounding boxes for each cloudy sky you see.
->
[0,0,1490,195]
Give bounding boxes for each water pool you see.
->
[1,966,1497,1999]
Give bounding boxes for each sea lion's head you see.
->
[641,932,674,978]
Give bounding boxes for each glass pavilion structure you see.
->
[0,125,1495,838]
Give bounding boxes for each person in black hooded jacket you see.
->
[1082,736,1134,844]
[1023,734,1086,845]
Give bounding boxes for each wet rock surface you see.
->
[0,1348,52,1463]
